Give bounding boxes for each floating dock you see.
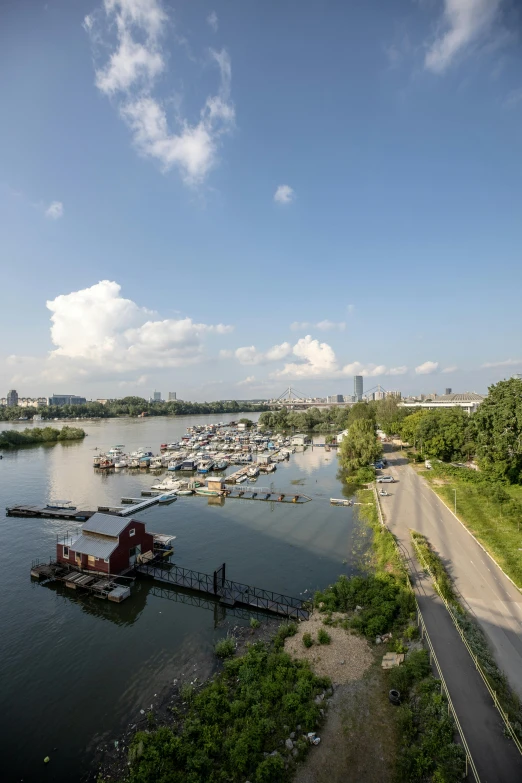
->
[224,485,311,503]
[137,561,310,619]
[6,505,96,521]
[30,560,133,602]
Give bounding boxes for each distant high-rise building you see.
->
[373,391,386,401]
[152,391,162,402]
[386,391,402,399]
[445,388,452,395]
[168,392,177,401]
[327,394,344,403]
[354,375,363,401]
[6,389,18,407]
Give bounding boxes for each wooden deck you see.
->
[30,561,132,602]
[7,505,96,521]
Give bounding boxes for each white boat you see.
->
[151,478,182,491]
[158,493,178,504]
[114,458,128,469]
[247,465,260,478]
[176,488,194,496]
[236,473,248,483]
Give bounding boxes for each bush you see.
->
[180,682,195,702]
[273,621,298,649]
[356,466,376,483]
[214,635,235,658]
[303,633,313,648]
[317,628,331,645]
[250,617,260,629]
[404,624,419,640]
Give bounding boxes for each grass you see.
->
[355,489,406,578]
[420,465,522,587]
[411,530,522,744]
[122,643,330,783]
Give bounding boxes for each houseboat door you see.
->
[129,544,141,567]
[76,552,82,569]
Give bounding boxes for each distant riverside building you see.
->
[327,394,344,403]
[168,392,177,401]
[399,392,484,415]
[373,391,386,401]
[354,375,363,401]
[7,390,19,407]
[151,391,162,402]
[386,391,401,399]
[445,388,452,395]
[48,394,87,406]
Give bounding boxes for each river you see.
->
[0,414,365,782]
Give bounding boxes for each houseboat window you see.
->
[63,546,69,558]
[104,558,109,564]
[129,528,135,537]
[88,555,96,564]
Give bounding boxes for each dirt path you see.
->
[293,659,398,783]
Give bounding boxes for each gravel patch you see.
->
[284,612,372,684]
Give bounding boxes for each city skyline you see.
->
[2,1,522,399]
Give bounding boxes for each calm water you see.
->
[0,414,363,782]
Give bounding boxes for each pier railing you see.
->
[136,562,310,619]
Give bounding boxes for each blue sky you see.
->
[1,0,522,401]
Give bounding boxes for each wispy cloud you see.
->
[207,11,218,33]
[442,365,458,373]
[274,184,295,204]
[237,375,256,386]
[290,320,346,332]
[424,0,504,73]
[415,360,439,375]
[504,87,522,108]
[85,0,234,186]
[45,201,64,219]
[481,358,522,368]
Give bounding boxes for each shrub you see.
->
[356,466,376,483]
[303,633,313,648]
[215,635,235,658]
[250,617,260,629]
[273,621,298,649]
[317,628,331,645]
[255,754,285,783]
[404,624,419,640]
[180,682,195,703]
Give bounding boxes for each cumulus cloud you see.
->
[207,11,218,32]
[85,0,234,185]
[274,184,294,204]
[43,280,233,380]
[237,375,256,386]
[425,0,504,73]
[45,201,64,219]
[415,361,439,375]
[481,358,522,368]
[235,342,292,366]
[291,320,346,332]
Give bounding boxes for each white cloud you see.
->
[43,280,233,379]
[388,366,409,376]
[235,342,292,366]
[207,11,218,32]
[45,201,64,219]
[237,375,256,386]
[290,320,346,332]
[275,336,338,378]
[415,360,439,375]
[219,349,233,359]
[425,0,503,73]
[347,304,355,315]
[274,184,295,204]
[441,365,458,373]
[481,358,522,368]
[86,0,234,186]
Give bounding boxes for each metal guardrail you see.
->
[411,536,522,757]
[372,485,481,782]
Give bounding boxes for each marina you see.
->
[0,412,360,783]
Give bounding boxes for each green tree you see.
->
[473,378,522,483]
[339,419,382,472]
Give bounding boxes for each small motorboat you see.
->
[158,494,177,504]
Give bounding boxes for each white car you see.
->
[377,476,394,483]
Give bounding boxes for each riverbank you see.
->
[0,425,86,448]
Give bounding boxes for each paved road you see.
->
[382,448,522,700]
[379,448,522,782]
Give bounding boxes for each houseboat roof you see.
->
[68,533,119,559]
[82,512,133,537]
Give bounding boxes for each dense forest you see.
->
[0,397,269,422]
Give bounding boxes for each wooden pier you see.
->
[224,485,311,503]
[137,562,310,620]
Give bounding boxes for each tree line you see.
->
[0,398,269,422]
[0,426,86,448]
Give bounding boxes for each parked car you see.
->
[377,476,394,483]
